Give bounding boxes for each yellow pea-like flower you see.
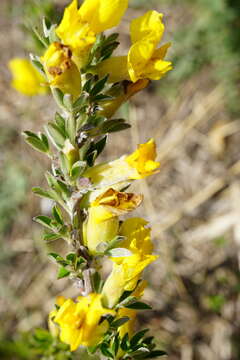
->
[41,42,81,100]
[8,58,48,96]
[125,138,160,179]
[96,10,172,83]
[53,293,115,351]
[84,188,143,254]
[56,0,128,67]
[102,218,158,308]
[83,139,160,190]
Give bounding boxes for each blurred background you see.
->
[0,0,240,359]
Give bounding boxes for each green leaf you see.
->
[99,119,131,134]
[126,302,152,310]
[93,94,114,101]
[55,112,66,131]
[48,252,63,261]
[100,343,114,358]
[23,131,39,139]
[92,271,103,293]
[40,133,49,150]
[32,187,54,200]
[57,267,70,279]
[30,54,45,75]
[56,179,71,197]
[83,76,95,93]
[86,149,98,167]
[131,348,150,358]
[59,152,70,179]
[70,161,87,179]
[43,233,61,242]
[90,75,109,96]
[144,350,167,358]
[121,333,130,351]
[32,26,49,48]
[130,330,149,348]
[34,215,53,230]
[52,205,64,225]
[63,94,73,111]
[42,17,52,37]
[111,317,129,329]
[73,93,88,110]
[94,135,107,156]
[23,135,48,153]
[66,253,76,263]
[118,296,137,308]
[45,122,66,149]
[112,334,120,356]
[48,253,69,267]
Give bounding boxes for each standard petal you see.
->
[130,10,164,44]
[80,0,128,34]
[128,40,156,82]
[95,56,129,83]
[8,58,48,96]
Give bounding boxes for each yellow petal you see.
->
[56,0,96,67]
[80,0,128,34]
[119,217,153,256]
[126,139,160,179]
[128,39,156,82]
[91,188,143,220]
[54,294,115,351]
[84,206,119,254]
[8,58,48,96]
[41,42,81,99]
[95,56,129,83]
[130,10,164,45]
[142,44,173,81]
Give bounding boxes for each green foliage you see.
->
[206,294,226,313]
[161,0,240,114]
[0,329,72,360]
[0,128,27,236]
[93,327,167,360]
[48,251,88,280]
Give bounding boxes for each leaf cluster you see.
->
[48,251,87,280]
[91,326,167,360]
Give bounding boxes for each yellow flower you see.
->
[125,138,160,179]
[84,188,143,254]
[48,296,66,337]
[56,0,128,67]
[102,218,157,308]
[41,42,81,99]
[83,139,160,189]
[8,58,48,96]
[96,10,172,83]
[54,293,115,351]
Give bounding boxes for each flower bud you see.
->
[62,139,79,168]
[41,42,81,99]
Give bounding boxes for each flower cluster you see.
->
[10,0,172,358]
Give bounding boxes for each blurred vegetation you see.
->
[160,0,240,115]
